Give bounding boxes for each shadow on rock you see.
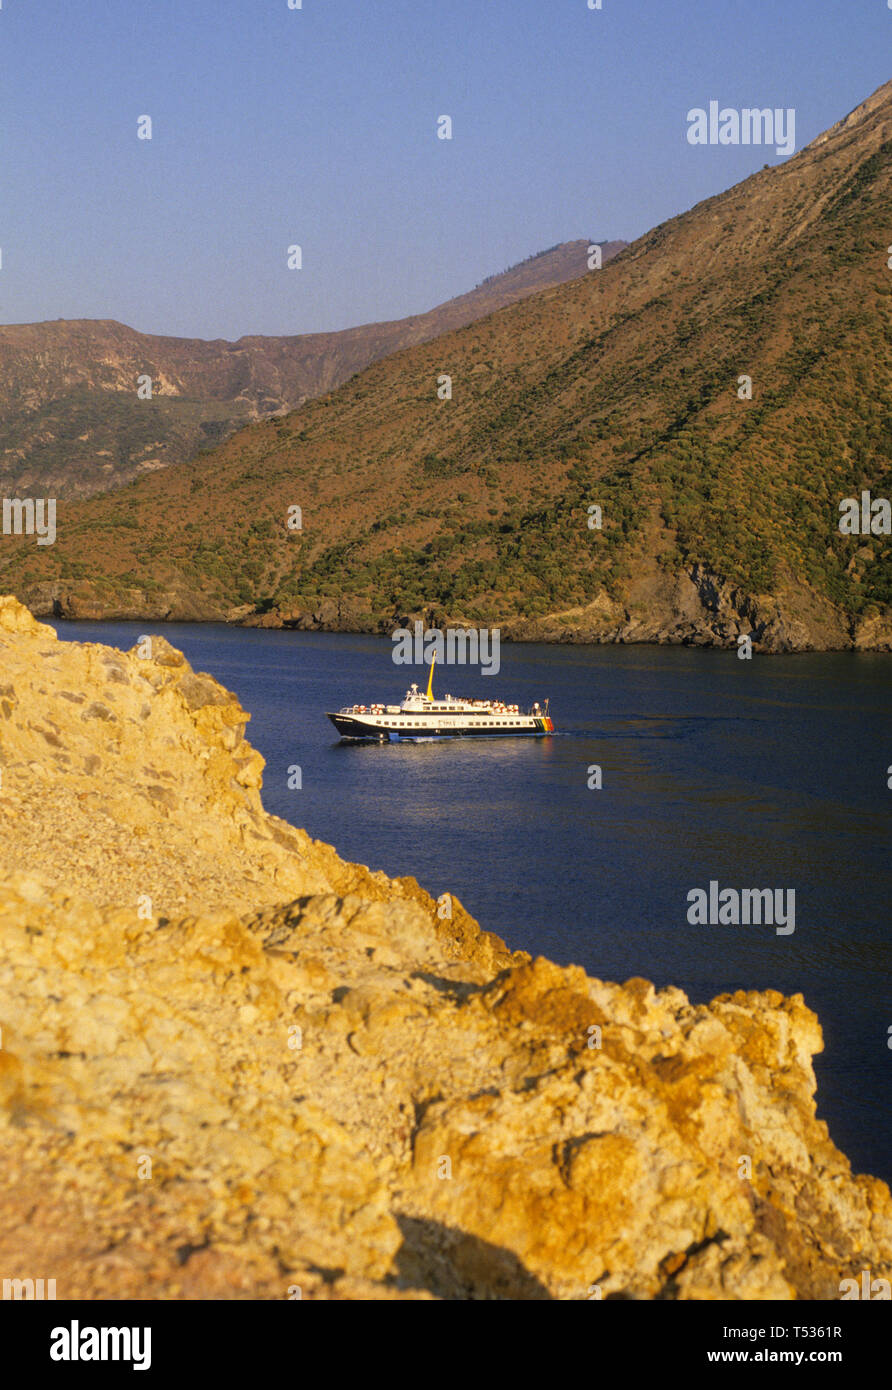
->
[392,1214,553,1300]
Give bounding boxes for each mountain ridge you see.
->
[2,81,892,650]
[0,239,625,501]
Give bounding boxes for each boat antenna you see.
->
[425,651,436,701]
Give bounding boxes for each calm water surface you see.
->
[58,622,891,1182]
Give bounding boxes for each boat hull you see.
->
[327,712,553,740]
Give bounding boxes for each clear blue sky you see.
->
[1,0,888,340]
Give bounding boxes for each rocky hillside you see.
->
[0,592,889,1299]
[0,241,624,502]
[4,84,891,651]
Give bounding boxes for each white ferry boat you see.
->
[327,657,553,740]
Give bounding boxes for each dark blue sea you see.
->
[57,622,891,1184]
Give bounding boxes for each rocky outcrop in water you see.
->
[0,594,889,1299]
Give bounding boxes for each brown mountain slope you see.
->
[0,240,625,501]
[2,83,892,649]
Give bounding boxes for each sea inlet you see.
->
[57,621,892,1184]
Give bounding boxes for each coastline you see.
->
[13,574,892,653]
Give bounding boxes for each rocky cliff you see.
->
[238,560,892,653]
[18,561,892,654]
[0,593,889,1299]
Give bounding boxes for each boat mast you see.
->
[425,651,437,701]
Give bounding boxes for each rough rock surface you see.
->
[0,594,889,1300]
